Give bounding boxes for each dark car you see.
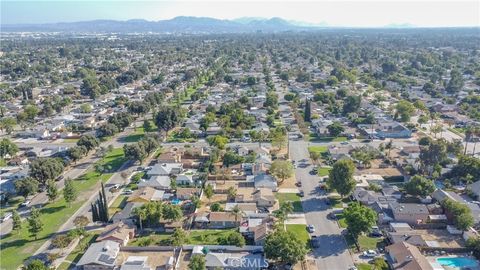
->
[298,191,304,197]
[295,182,302,187]
[310,236,321,248]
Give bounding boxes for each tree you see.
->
[265,229,307,265]
[24,105,39,122]
[222,151,244,167]
[446,69,464,93]
[22,259,49,270]
[420,140,447,173]
[15,177,39,199]
[304,98,311,122]
[155,106,182,135]
[188,255,206,270]
[67,146,87,163]
[230,204,244,223]
[270,160,294,184]
[73,215,89,232]
[343,202,377,250]
[395,100,415,122]
[274,201,294,227]
[29,158,64,185]
[327,159,356,198]
[27,207,43,240]
[466,237,480,259]
[97,123,118,137]
[0,138,18,158]
[219,231,246,247]
[405,175,435,197]
[162,204,183,222]
[52,234,72,251]
[170,228,188,246]
[443,198,474,230]
[227,186,237,201]
[123,143,147,163]
[46,179,58,201]
[109,112,133,131]
[343,95,361,115]
[206,135,229,150]
[309,151,321,165]
[132,207,147,230]
[77,134,99,152]
[327,122,345,137]
[0,117,16,134]
[204,184,214,203]
[210,202,223,212]
[12,210,22,233]
[63,179,77,207]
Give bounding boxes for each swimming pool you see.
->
[436,257,479,268]
[171,199,182,205]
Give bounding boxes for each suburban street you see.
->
[289,137,355,270]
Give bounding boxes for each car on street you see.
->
[298,191,304,197]
[307,224,315,233]
[340,141,349,145]
[123,189,133,195]
[20,200,31,207]
[310,236,321,248]
[295,182,302,187]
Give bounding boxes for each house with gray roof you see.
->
[77,240,120,270]
[247,173,277,191]
[146,163,183,177]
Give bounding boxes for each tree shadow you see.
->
[40,205,66,214]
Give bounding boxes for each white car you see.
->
[20,200,31,207]
[1,212,13,223]
[363,250,378,258]
[307,225,315,233]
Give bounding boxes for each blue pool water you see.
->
[171,199,181,205]
[436,257,479,268]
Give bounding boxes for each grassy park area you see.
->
[0,148,126,269]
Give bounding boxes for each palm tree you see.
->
[274,201,294,230]
[472,127,480,156]
[227,186,237,202]
[133,207,146,230]
[230,205,244,224]
[385,140,393,160]
[465,127,473,155]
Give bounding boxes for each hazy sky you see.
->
[2,0,479,27]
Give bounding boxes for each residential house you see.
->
[358,121,412,139]
[77,240,120,270]
[157,151,182,164]
[96,221,136,246]
[247,174,278,191]
[385,241,434,270]
[390,202,429,225]
[176,188,201,200]
[252,188,276,207]
[208,212,242,229]
[137,176,171,190]
[146,163,183,177]
[127,187,165,203]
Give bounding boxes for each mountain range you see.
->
[2,16,327,33]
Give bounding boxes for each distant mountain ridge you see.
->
[2,16,317,33]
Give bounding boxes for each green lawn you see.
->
[188,229,236,245]
[123,127,145,143]
[275,193,303,212]
[336,213,347,228]
[129,233,172,246]
[310,136,348,142]
[308,146,328,154]
[286,224,310,249]
[0,196,24,216]
[0,148,126,269]
[63,138,79,143]
[317,167,331,177]
[346,235,384,251]
[356,263,373,270]
[328,196,351,208]
[108,195,127,216]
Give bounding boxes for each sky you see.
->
[1,0,479,27]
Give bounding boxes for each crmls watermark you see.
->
[229,258,269,268]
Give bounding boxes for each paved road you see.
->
[0,124,139,237]
[289,138,355,270]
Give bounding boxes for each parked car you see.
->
[310,236,321,248]
[298,191,304,197]
[363,250,378,258]
[1,212,13,223]
[295,182,302,187]
[307,225,315,233]
[123,189,133,195]
[327,212,337,220]
[20,200,31,207]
